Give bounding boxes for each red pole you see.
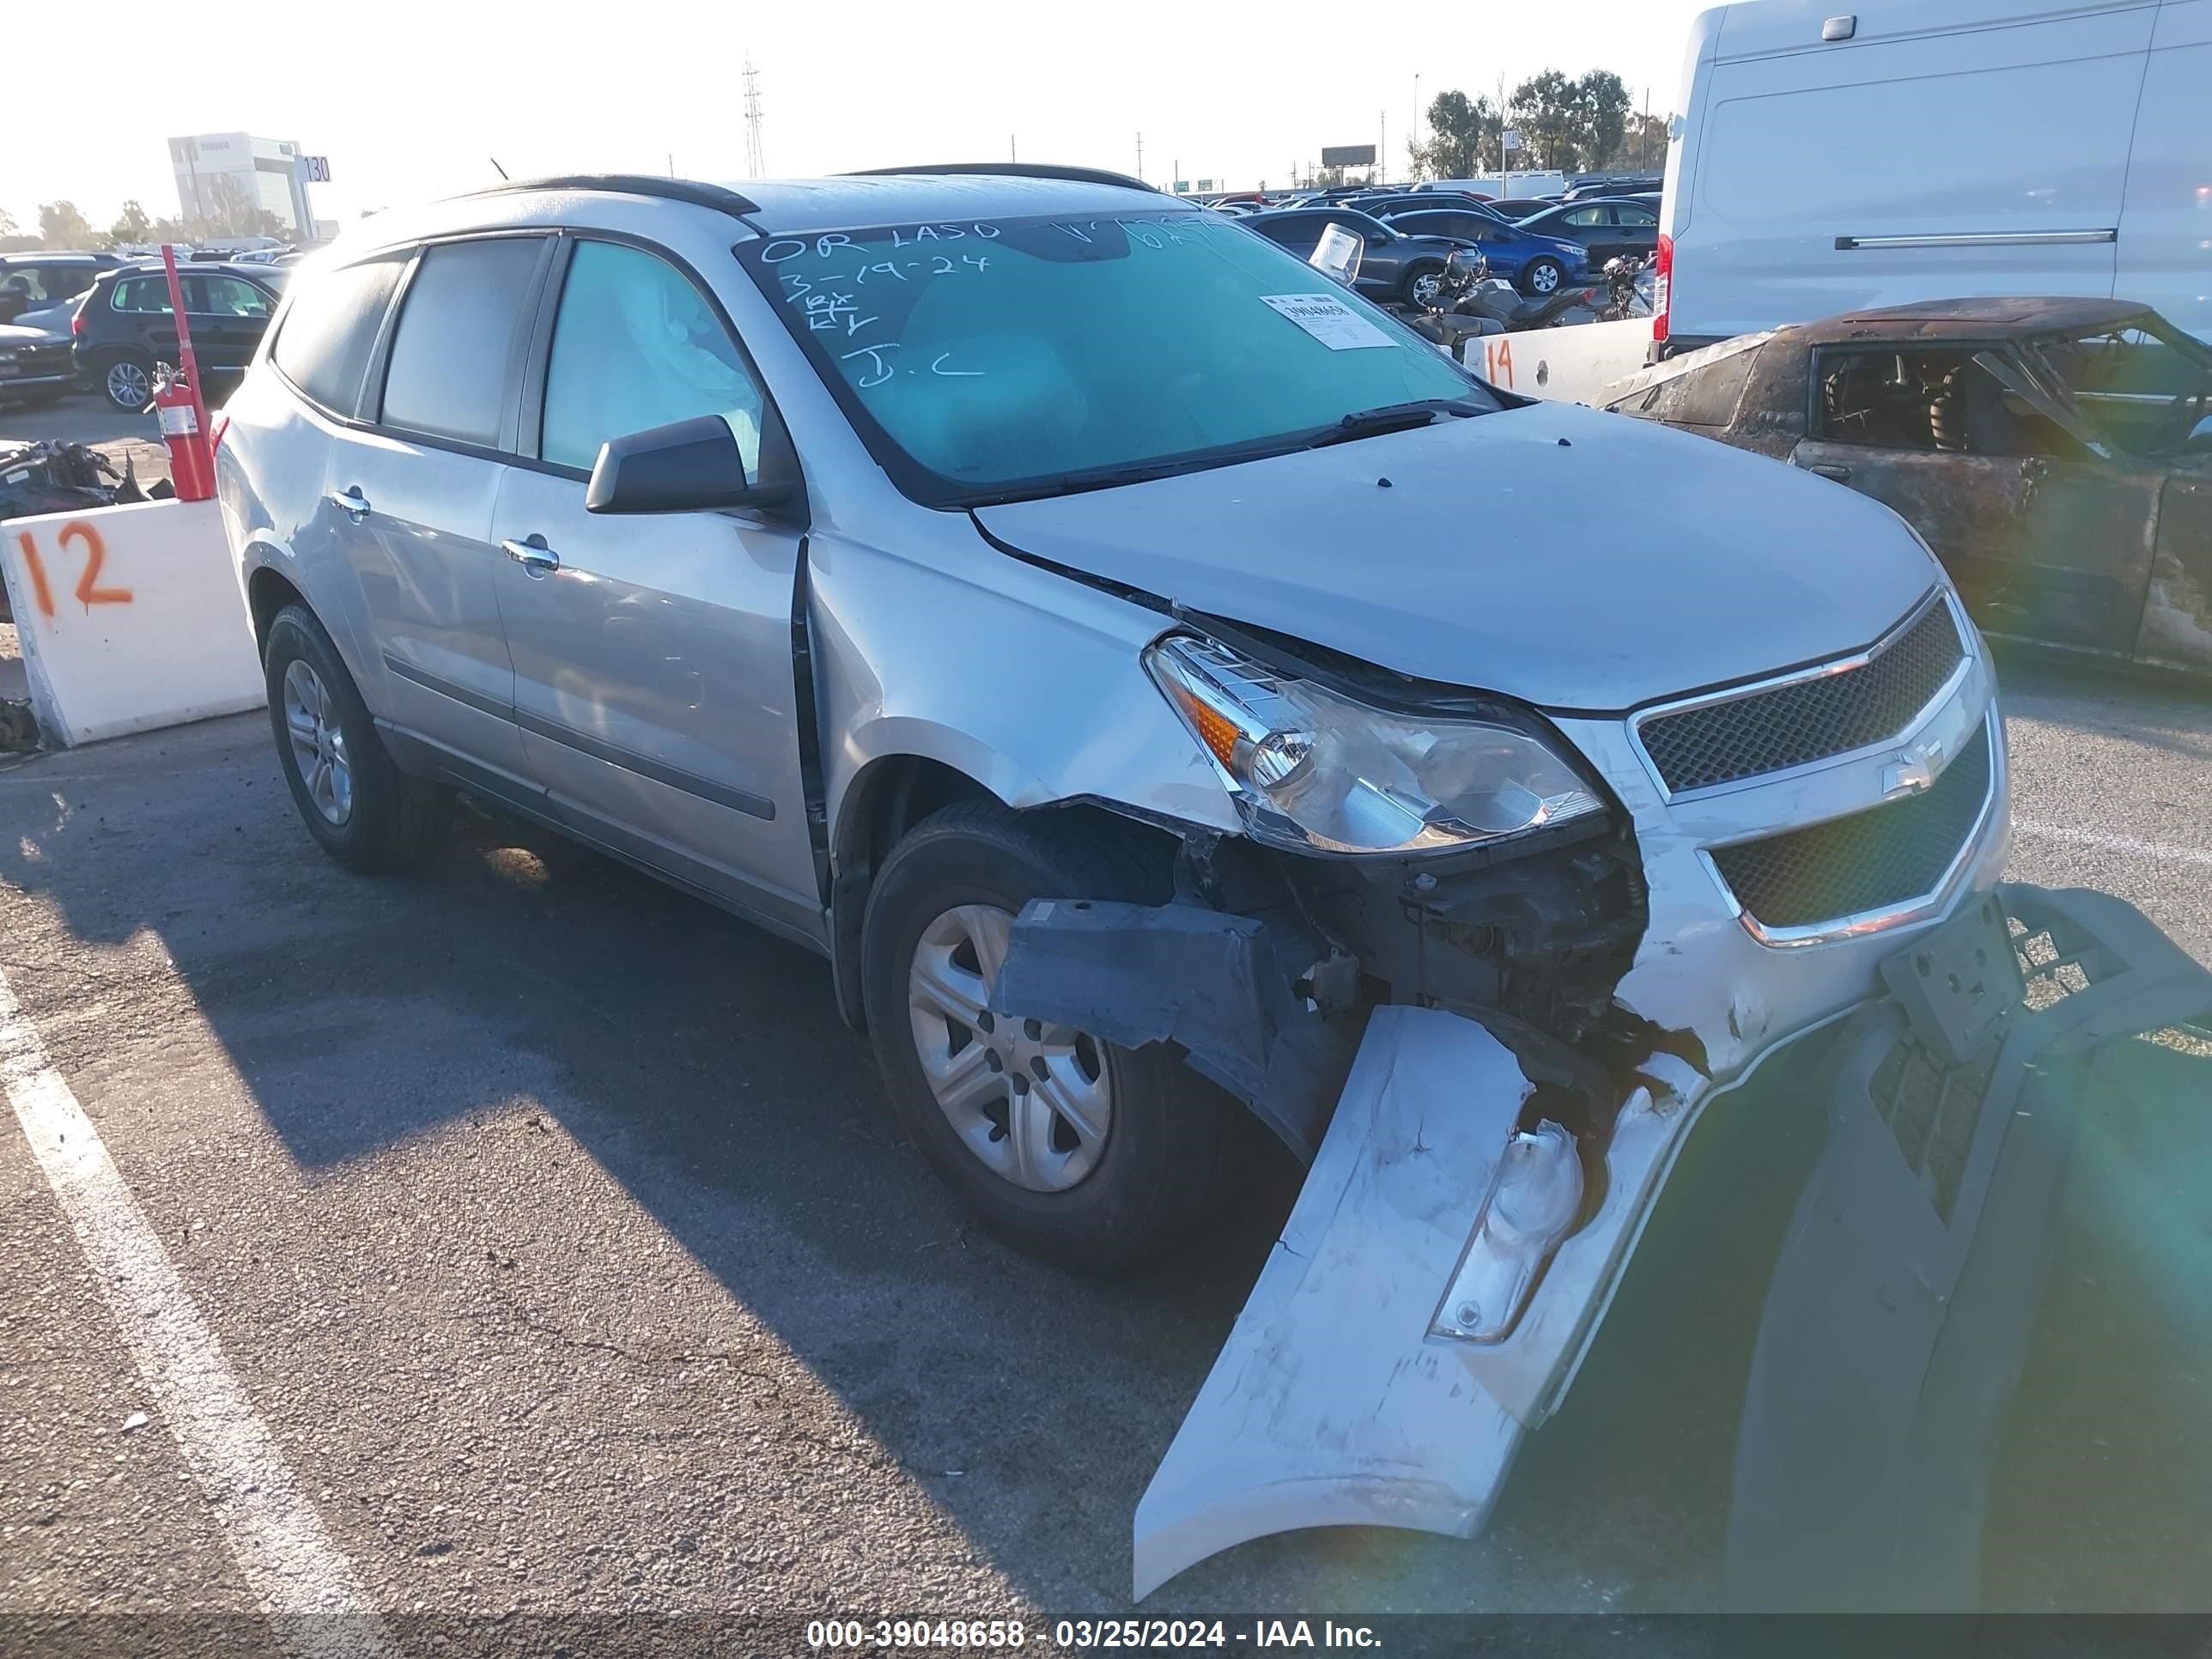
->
[159,244,210,439]
[155,244,217,501]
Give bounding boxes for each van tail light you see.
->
[1652,232,1673,344]
[210,412,230,453]
[70,310,85,337]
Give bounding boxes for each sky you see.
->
[1,0,1713,234]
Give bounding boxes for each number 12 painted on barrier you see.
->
[13,521,133,618]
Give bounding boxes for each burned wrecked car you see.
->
[213,173,2211,1600]
[1603,298,2212,675]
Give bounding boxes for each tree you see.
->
[1510,71,1583,171]
[38,200,95,249]
[0,206,15,236]
[1575,72,1633,177]
[108,199,153,247]
[1603,111,1672,174]
[1412,89,1498,181]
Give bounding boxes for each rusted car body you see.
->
[1601,299,2212,675]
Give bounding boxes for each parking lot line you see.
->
[0,963,394,1659]
[2014,818,2212,870]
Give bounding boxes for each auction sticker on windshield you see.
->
[1260,293,1394,351]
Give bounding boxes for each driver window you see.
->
[541,240,765,477]
[1814,348,2086,460]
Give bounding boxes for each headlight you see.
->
[1144,634,1606,856]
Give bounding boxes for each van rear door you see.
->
[1669,2,2156,346]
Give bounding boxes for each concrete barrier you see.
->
[0,499,263,748]
[1466,316,1652,406]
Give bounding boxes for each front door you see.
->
[1795,346,2161,658]
[326,234,553,786]
[489,237,820,940]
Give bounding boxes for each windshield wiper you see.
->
[1310,398,1488,447]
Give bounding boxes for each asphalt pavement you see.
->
[3,647,2209,1650]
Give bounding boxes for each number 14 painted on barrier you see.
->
[13,521,133,617]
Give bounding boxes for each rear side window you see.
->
[198,275,276,318]
[377,238,545,447]
[270,256,404,417]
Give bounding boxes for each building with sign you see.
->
[168,134,322,241]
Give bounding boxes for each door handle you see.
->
[1808,464,1851,483]
[326,487,371,520]
[501,537,561,574]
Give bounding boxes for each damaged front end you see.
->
[977,586,2205,1598]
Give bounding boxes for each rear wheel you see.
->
[1521,258,1565,297]
[263,604,449,872]
[862,800,1226,1272]
[100,352,153,413]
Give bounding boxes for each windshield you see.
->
[2021,315,2212,458]
[736,210,1487,505]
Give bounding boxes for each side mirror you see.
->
[585,415,790,514]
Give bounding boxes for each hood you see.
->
[974,401,1942,711]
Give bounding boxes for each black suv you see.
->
[72,262,286,411]
[0,252,124,325]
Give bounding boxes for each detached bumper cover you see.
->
[1121,884,2210,1599]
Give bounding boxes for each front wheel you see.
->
[1521,258,1565,298]
[861,800,1226,1272]
[100,353,154,413]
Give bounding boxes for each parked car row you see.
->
[0,251,286,410]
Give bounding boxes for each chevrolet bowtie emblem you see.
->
[1882,737,1946,799]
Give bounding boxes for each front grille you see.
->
[1711,722,1991,930]
[1638,600,1966,793]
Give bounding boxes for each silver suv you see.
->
[217,167,2006,1288]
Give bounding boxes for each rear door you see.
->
[325,234,553,787]
[488,234,821,940]
[189,273,280,376]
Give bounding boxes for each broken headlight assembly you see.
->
[1144,634,1605,856]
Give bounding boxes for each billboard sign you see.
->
[1320,144,1376,168]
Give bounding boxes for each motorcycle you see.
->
[1404,247,1601,358]
[1596,252,1656,322]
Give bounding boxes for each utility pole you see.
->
[1011,133,1017,161]
[1135,131,1144,183]
[1378,111,1386,185]
[1413,74,1422,179]
[742,59,766,179]
[1641,86,1650,172]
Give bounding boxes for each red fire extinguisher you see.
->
[152,244,216,504]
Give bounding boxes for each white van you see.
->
[1657,0,2209,352]
[1422,172,1568,200]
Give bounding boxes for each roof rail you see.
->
[844,162,1160,194]
[450,173,762,217]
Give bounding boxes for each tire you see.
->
[1403,263,1447,309]
[1521,258,1565,298]
[262,603,449,873]
[100,350,154,413]
[861,799,1226,1273]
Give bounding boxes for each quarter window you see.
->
[270,255,406,417]
[111,276,173,313]
[377,237,546,447]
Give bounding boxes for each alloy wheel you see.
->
[282,659,353,825]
